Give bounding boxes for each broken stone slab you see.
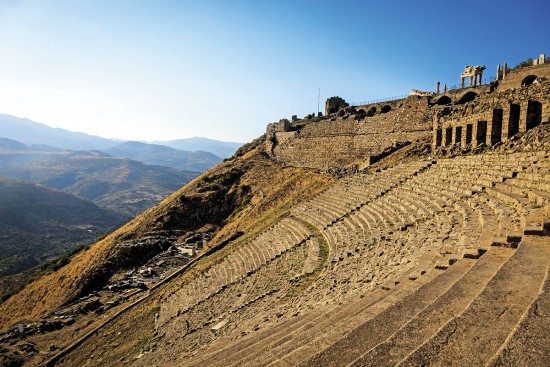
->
[211,320,228,333]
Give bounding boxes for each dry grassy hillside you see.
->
[0,139,335,330]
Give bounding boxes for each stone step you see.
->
[484,186,525,233]
[396,235,550,367]
[274,258,478,367]
[488,250,550,366]
[467,194,501,249]
[204,263,442,367]
[344,246,513,367]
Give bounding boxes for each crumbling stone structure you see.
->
[325,96,349,115]
[266,119,290,135]
[265,54,549,169]
[496,58,550,90]
[460,65,486,88]
[433,80,550,149]
[267,95,432,169]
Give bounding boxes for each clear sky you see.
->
[0,0,548,143]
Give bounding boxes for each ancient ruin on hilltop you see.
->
[266,53,550,168]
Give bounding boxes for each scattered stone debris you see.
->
[0,230,212,347]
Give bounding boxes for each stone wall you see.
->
[265,59,550,170]
[269,95,433,169]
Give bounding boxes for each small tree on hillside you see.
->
[513,58,534,70]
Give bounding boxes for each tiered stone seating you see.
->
[156,217,312,329]
[153,151,549,367]
[308,246,519,367]
[388,235,550,367]
[161,241,313,357]
[291,161,433,228]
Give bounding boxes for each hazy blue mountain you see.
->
[0,114,117,150]
[0,145,199,217]
[104,141,221,172]
[154,137,243,158]
[0,176,128,276]
[0,137,28,151]
[28,144,65,152]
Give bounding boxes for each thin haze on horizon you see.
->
[0,0,548,143]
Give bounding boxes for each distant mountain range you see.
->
[154,137,243,158]
[0,176,128,276]
[0,114,243,159]
[0,114,116,150]
[104,141,221,172]
[0,139,198,217]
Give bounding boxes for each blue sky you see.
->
[0,0,548,143]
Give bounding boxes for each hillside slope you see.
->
[0,176,128,276]
[49,125,550,367]
[0,139,335,330]
[0,126,548,366]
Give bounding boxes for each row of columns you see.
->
[460,73,484,89]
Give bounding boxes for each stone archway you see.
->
[381,105,392,113]
[521,75,538,87]
[457,91,478,104]
[436,96,452,105]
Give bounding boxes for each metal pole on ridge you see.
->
[317,87,320,116]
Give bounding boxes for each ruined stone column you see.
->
[472,120,478,148]
[436,81,440,94]
[503,63,508,79]
[461,122,468,147]
[444,83,447,93]
[501,103,511,142]
[470,75,474,87]
[497,65,501,81]
[461,77,465,89]
[519,100,528,133]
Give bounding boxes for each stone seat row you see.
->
[304,196,464,306]
[188,229,546,367]
[161,240,314,356]
[187,216,467,367]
